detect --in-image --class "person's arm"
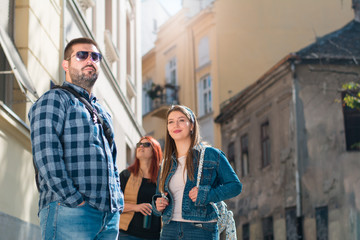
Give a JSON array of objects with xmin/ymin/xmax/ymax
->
[
  {"xmin": 196, "ymin": 148, "xmax": 242, "ymax": 205},
  {"xmin": 29, "ymin": 90, "xmax": 83, "ymax": 207},
  {"xmin": 122, "ymin": 202, "xmax": 152, "ymax": 215},
  {"xmin": 151, "ymin": 166, "xmax": 169, "ymax": 216},
  {"xmin": 119, "ymin": 169, "xmax": 152, "ymax": 215}
]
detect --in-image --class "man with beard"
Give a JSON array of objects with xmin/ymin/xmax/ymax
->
[{"xmin": 28, "ymin": 38, "xmax": 123, "ymax": 239}]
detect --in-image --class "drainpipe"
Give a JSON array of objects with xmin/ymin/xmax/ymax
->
[
  {"xmin": 291, "ymin": 62, "xmax": 303, "ymax": 239},
  {"xmin": 191, "ymin": 27, "xmax": 198, "ymax": 114}
]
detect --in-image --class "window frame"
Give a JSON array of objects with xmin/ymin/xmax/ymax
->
[
  {"xmin": 198, "ymin": 74, "xmax": 212, "ymax": 117},
  {"xmin": 242, "ymin": 223, "xmax": 250, "ymax": 240},
  {"xmin": 198, "ymin": 36, "xmax": 210, "ymax": 67},
  {"xmin": 227, "ymin": 141, "xmax": 235, "ymax": 170},
  {"xmin": 142, "ymin": 78, "xmax": 153, "ymax": 115},
  {"xmin": 342, "ymin": 91, "xmax": 360, "ymax": 151},
  {"xmin": 262, "ymin": 216, "xmax": 274, "ymax": 240},
  {"xmin": 165, "ymin": 57, "xmax": 177, "ymax": 104},
  {"xmin": 315, "ymin": 206, "xmax": 328, "ymax": 240},
  {"xmin": 285, "ymin": 207, "xmax": 298, "ymax": 240},
  {"xmin": 261, "ymin": 120, "xmax": 271, "ymax": 168},
  {"xmin": 240, "ymin": 134, "xmax": 249, "ymax": 177}
]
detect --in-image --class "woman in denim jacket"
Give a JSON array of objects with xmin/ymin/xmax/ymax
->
[{"xmin": 152, "ymin": 105, "xmax": 242, "ymax": 240}]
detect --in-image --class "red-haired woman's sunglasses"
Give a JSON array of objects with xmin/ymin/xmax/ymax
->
[{"xmin": 136, "ymin": 142, "xmax": 151, "ymax": 148}]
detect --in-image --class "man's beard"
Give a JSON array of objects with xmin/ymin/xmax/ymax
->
[{"xmin": 69, "ymin": 66, "xmax": 98, "ymax": 90}]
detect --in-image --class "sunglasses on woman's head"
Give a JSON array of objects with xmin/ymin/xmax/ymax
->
[
  {"xmin": 136, "ymin": 142, "xmax": 152, "ymax": 148},
  {"xmin": 68, "ymin": 51, "xmax": 103, "ymax": 63}
]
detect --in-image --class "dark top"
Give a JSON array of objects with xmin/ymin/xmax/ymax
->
[{"xmin": 120, "ymin": 169, "xmax": 161, "ymax": 239}]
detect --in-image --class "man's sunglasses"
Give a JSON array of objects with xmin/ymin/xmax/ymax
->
[
  {"xmin": 136, "ymin": 142, "xmax": 152, "ymax": 148},
  {"xmin": 68, "ymin": 51, "xmax": 103, "ymax": 63}
]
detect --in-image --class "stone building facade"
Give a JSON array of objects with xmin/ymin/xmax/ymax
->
[
  {"xmin": 142, "ymin": 0, "xmax": 353, "ymax": 150},
  {"xmin": 0, "ymin": 0, "xmax": 143, "ymax": 239},
  {"xmin": 216, "ymin": 6, "xmax": 360, "ymax": 240}
]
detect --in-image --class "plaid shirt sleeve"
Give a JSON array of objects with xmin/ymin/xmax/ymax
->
[{"xmin": 29, "ymin": 90, "xmax": 84, "ymax": 207}]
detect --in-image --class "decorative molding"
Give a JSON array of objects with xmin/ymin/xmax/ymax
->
[
  {"xmin": 76, "ymin": 0, "xmax": 95, "ymax": 12},
  {"xmin": 67, "ymin": 0, "xmax": 145, "ymax": 136},
  {"xmin": 126, "ymin": 74, "xmax": 136, "ymax": 99},
  {"xmin": 0, "ymin": 101, "xmax": 31, "ymax": 150}
]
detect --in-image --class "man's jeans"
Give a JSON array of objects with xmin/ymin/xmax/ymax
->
[{"xmin": 39, "ymin": 201, "xmax": 120, "ymax": 240}]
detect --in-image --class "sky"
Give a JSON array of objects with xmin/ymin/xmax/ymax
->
[{"xmin": 158, "ymin": 0, "xmax": 182, "ymax": 15}]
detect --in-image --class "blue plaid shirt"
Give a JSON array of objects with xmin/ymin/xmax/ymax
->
[{"xmin": 28, "ymin": 81, "xmax": 123, "ymax": 213}]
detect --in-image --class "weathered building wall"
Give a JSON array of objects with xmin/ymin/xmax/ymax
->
[
  {"xmin": 295, "ymin": 63, "xmax": 360, "ymax": 240},
  {"xmin": 220, "ymin": 62, "xmax": 297, "ymax": 239},
  {"xmin": 219, "ymin": 60, "xmax": 360, "ymax": 239}
]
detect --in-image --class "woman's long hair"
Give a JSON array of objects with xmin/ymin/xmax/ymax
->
[
  {"xmin": 128, "ymin": 136, "xmax": 162, "ymax": 183},
  {"xmin": 159, "ymin": 105, "xmax": 201, "ymax": 193}
]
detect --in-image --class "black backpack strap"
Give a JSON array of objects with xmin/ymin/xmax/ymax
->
[{"xmin": 52, "ymin": 85, "xmax": 113, "ymax": 146}]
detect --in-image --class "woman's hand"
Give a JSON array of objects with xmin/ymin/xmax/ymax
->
[
  {"xmin": 155, "ymin": 193, "xmax": 169, "ymax": 212},
  {"xmin": 136, "ymin": 203, "xmax": 153, "ymax": 216},
  {"xmin": 189, "ymin": 187, "xmax": 198, "ymax": 202}
]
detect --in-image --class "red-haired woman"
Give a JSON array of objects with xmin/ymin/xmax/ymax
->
[{"xmin": 118, "ymin": 136, "xmax": 163, "ymax": 240}]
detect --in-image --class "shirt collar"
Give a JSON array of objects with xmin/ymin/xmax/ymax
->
[{"xmin": 63, "ymin": 81, "xmax": 97, "ymax": 103}]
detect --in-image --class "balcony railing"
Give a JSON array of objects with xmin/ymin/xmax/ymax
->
[{"xmin": 146, "ymin": 83, "xmax": 180, "ymax": 117}]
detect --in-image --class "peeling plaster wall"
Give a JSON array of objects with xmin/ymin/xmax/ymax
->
[
  {"xmin": 296, "ymin": 63, "xmax": 360, "ymax": 239},
  {"xmin": 221, "ymin": 63, "xmax": 296, "ymax": 239},
  {"xmin": 221, "ymin": 62, "xmax": 360, "ymax": 239}
]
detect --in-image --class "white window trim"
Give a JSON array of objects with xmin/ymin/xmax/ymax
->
[
  {"xmin": 0, "ymin": 26, "xmax": 39, "ymax": 103},
  {"xmin": 198, "ymin": 74, "xmax": 212, "ymax": 117},
  {"xmin": 104, "ymin": 30, "xmax": 120, "ymax": 63}
]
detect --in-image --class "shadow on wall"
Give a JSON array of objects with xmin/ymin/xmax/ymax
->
[
  {"xmin": 0, "ymin": 125, "xmax": 40, "ymax": 239},
  {"xmin": 0, "ymin": 212, "xmax": 40, "ymax": 240}
]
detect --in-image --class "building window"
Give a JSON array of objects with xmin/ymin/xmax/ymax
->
[
  {"xmin": 0, "ymin": 3, "xmax": 15, "ymax": 111},
  {"xmin": 165, "ymin": 57, "xmax": 177, "ymax": 104},
  {"xmin": 286, "ymin": 207, "xmax": 298, "ymax": 240},
  {"xmin": 105, "ymin": 0, "xmax": 112, "ymax": 32},
  {"xmin": 142, "ymin": 79, "xmax": 153, "ymax": 115},
  {"xmin": 126, "ymin": 15, "xmax": 131, "ymax": 76},
  {"xmin": 315, "ymin": 206, "xmax": 328, "ymax": 240},
  {"xmin": 261, "ymin": 121, "xmax": 271, "ymax": 168},
  {"xmin": 0, "ymin": 47, "xmax": 14, "ymax": 108},
  {"xmin": 0, "ymin": 23, "xmax": 37, "ymax": 121},
  {"xmin": 242, "ymin": 223, "xmax": 250, "ymax": 240},
  {"xmin": 262, "ymin": 216, "xmax": 274, "ymax": 240},
  {"xmin": 227, "ymin": 141, "xmax": 235, "ymax": 170},
  {"xmin": 342, "ymin": 94, "xmax": 360, "ymax": 151},
  {"xmin": 241, "ymin": 134, "xmax": 249, "ymax": 177},
  {"xmin": 198, "ymin": 74, "xmax": 212, "ymax": 117},
  {"xmin": 198, "ymin": 36, "xmax": 210, "ymax": 67}
]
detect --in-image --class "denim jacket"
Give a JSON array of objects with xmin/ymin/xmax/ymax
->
[{"xmin": 152, "ymin": 146, "xmax": 242, "ymax": 224}]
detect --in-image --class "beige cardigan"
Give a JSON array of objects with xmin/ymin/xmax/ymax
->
[{"xmin": 119, "ymin": 171, "xmax": 143, "ymax": 231}]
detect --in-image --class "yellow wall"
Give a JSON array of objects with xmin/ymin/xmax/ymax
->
[
  {"xmin": 142, "ymin": 0, "xmax": 354, "ymax": 148},
  {"xmin": 0, "ymin": 0, "xmax": 62, "ymax": 227},
  {"xmin": 213, "ymin": 0, "xmax": 354, "ymax": 103},
  {"xmin": 1, "ymin": 0, "xmax": 143, "ymax": 232},
  {"xmin": 142, "ymin": 9, "xmax": 223, "ymax": 147},
  {"xmin": 0, "ymin": 108, "xmax": 38, "ymax": 225}
]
